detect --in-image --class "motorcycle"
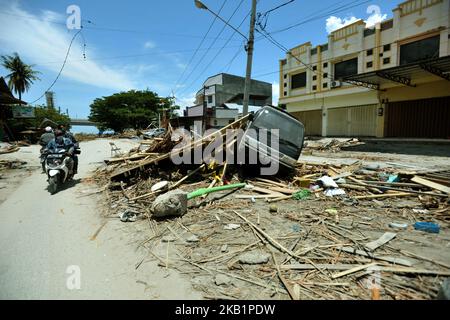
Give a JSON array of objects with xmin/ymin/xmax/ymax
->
[{"xmin": 45, "ymin": 148, "xmax": 77, "ymax": 194}]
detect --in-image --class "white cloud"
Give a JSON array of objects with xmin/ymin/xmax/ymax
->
[
  {"xmin": 326, "ymin": 7, "xmax": 388, "ymax": 34},
  {"xmin": 365, "ymin": 13, "xmax": 388, "ymax": 29},
  {"xmin": 175, "ymin": 92, "xmax": 196, "ymax": 115},
  {"xmin": 144, "ymin": 41, "xmax": 156, "ymax": 49},
  {"xmin": 272, "ymin": 82, "xmax": 279, "ymax": 106},
  {"xmin": 0, "ymin": 3, "xmax": 135, "ymax": 91},
  {"xmin": 326, "ymin": 16, "xmax": 359, "ymax": 33}
]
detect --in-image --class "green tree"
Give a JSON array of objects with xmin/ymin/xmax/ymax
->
[
  {"xmin": 89, "ymin": 90, "xmax": 174, "ymax": 133},
  {"xmin": 1, "ymin": 52, "xmax": 40, "ymax": 102}
]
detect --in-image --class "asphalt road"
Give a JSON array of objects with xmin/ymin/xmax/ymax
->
[{"xmin": 0, "ymin": 139, "xmax": 200, "ymax": 299}]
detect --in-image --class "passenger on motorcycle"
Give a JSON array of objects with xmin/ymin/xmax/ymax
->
[
  {"xmin": 57, "ymin": 124, "xmax": 79, "ymax": 174},
  {"xmin": 46, "ymin": 130, "xmax": 76, "ymax": 175}
]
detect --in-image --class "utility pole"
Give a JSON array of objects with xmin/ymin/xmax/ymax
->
[{"xmin": 242, "ymin": 0, "xmax": 257, "ymax": 116}]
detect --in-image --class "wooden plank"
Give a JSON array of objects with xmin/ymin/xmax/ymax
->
[
  {"xmin": 332, "ymin": 262, "xmax": 378, "ymax": 279},
  {"xmin": 354, "ymin": 192, "xmax": 413, "ymax": 200},
  {"xmin": 365, "ymin": 232, "xmax": 396, "ymax": 251},
  {"xmin": 411, "ymin": 176, "xmax": 450, "ymax": 195},
  {"xmin": 280, "ymin": 264, "xmax": 359, "ymax": 271},
  {"xmin": 338, "ymin": 246, "xmax": 413, "ymax": 266}
]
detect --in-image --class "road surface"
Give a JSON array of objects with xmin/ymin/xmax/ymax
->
[{"xmin": 0, "ymin": 139, "xmax": 201, "ymax": 299}]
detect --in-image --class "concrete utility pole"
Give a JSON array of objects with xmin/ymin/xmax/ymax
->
[{"xmin": 242, "ymin": 0, "xmax": 257, "ymax": 116}]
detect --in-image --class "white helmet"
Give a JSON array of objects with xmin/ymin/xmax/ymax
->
[{"xmin": 45, "ymin": 126, "xmax": 52, "ymax": 132}]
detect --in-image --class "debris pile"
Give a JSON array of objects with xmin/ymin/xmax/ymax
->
[
  {"xmin": 0, "ymin": 144, "xmax": 20, "ymax": 155},
  {"xmin": 92, "ymin": 118, "xmax": 449, "ymax": 300},
  {"xmin": 303, "ymin": 138, "xmax": 364, "ymax": 153}
]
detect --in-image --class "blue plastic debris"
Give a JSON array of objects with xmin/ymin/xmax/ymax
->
[
  {"xmin": 387, "ymin": 175, "xmax": 400, "ymax": 183},
  {"xmin": 414, "ymin": 222, "xmax": 440, "ymax": 234}
]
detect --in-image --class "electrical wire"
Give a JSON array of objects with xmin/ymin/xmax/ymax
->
[
  {"xmin": 29, "ymin": 29, "xmax": 83, "ymax": 104},
  {"xmin": 175, "ymin": 0, "xmax": 246, "ymax": 97},
  {"xmin": 173, "ymin": 0, "xmax": 229, "ymax": 92}
]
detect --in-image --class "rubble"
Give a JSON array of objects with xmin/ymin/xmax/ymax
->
[{"xmin": 90, "ymin": 117, "xmax": 449, "ymax": 300}]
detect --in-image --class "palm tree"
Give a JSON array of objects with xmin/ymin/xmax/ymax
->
[{"xmin": 1, "ymin": 52, "xmax": 40, "ymax": 103}]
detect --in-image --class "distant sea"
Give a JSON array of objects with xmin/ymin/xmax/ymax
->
[{"xmin": 70, "ymin": 125, "xmax": 99, "ymax": 134}]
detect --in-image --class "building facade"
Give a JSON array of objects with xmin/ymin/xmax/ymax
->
[{"xmin": 279, "ymin": 0, "xmax": 450, "ymax": 138}]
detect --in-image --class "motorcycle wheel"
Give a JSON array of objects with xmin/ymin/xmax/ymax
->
[{"xmin": 48, "ymin": 176, "xmax": 58, "ymax": 195}]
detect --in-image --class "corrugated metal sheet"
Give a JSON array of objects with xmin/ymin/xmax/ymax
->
[
  {"xmin": 327, "ymin": 108, "xmax": 348, "ymax": 136},
  {"xmin": 349, "ymin": 104, "xmax": 377, "ymax": 136},
  {"xmin": 292, "ymin": 110, "xmax": 322, "ymax": 136},
  {"xmin": 328, "ymin": 104, "xmax": 377, "ymax": 136},
  {"xmin": 386, "ymin": 96, "xmax": 450, "ymax": 138}
]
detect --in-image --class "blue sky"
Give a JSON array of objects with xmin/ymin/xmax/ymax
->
[{"xmin": 0, "ymin": 0, "xmax": 397, "ymax": 119}]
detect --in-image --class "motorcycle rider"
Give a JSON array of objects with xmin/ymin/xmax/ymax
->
[
  {"xmin": 57, "ymin": 124, "xmax": 79, "ymax": 174},
  {"xmin": 39, "ymin": 127, "xmax": 54, "ymax": 173},
  {"xmin": 46, "ymin": 130, "xmax": 76, "ymax": 175},
  {"xmin": 39, "ymin": 126, "xmax": 55, "ymax": 147}
]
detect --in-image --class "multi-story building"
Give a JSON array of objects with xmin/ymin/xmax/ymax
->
[
  {"xmin": 279, "ymin": 0, "xmax": 450, "ymax": 138},
  {"xmin": 183, "ymin": 73, "xmax": 272, "ymax": 130}
]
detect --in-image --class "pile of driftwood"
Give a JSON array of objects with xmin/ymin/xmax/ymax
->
[{"xmin": 91, "ymin": 117, "xmax": 449, "ymax": 300}]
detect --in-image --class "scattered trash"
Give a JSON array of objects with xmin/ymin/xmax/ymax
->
[
  {"xmin": 414, "ymin": 222, "xmax": 440, "ymax": 234},
  {"xmin": 186, "ymin": 235, "xmax": 200, "ymax": 243},
  {"xmin": 324, "ymin": 188, "xmax": 346, "ymax": 197},
  {"xmin": 389, "ymin": 222, "xmax": 409, "ymax": 229},
  {"xmin": 318, "ymin": 176, "xmax": 339, "ymax": 188},
  {"xmin": 238, "ymin": 252, "xmax": 270, "ymax": 265},
  {"xmin": 214, "ymin": 274, "xmax": 231, "ymax": 286},
  {"xmin": 325, "ymin": 208, "xmax": 338, "ymax": 214},
  {"xmin": 151, "ymin": 180, "xmax": 169, "ymax": 192},
  {"xmin": 269, "ymin": 204, "xmax": 278, "ymax": 213},
  {"xmin": 220, "ymin": 244, "xmax": 228, "ymax": 253},
  {"xmin": 224, "ymin": 224, "xmax": 241, "ymax": 230},
  {"xmin": 118, "ymin": 210, "xmax": 138, "ymax": 222},
  {"xmin": 161, "ymin": 236, "xmax": 176, "ymax": 243},
  {"xmin": 413, "ymin": 209, "xmax": 430, "ymax": 214},
  {"xmin": 387, "ymin": 175, "xmax": 400, "ymax": 183}
]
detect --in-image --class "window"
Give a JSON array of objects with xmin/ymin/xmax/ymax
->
[
  {"xmin": 291, "ymin": 72, "xmax": 307, "ymax": 89},
  {"xmin": 312, "ymin": 65, "xmax": 317, "ymax": 71},
  {"xmin": 214, "ymin": 120, "xmax": 218, "ymax": 126},
  {"xmin": 284, "ymin": 74, "xmax": 287, "ymax": 79},
  {"xmin": 323, "ymin": 62, "xmax": 328, "ymax": 68},
  {"xmin": 323, "ymin": 73, "xmax": 328, "ymax": 78},
  {"xmin": 312, "ymin": 85, "xmax": 317, "ymax": 91},
  {"xmin": 383, "ymin": 57, "xmax": 390, "ymax": 65},
  {"xmin": 334, "ymin": 58, "xmax": 358, "ymax": 79},
  {"xmin": 284, "ymin": 91, "xmax": 287, "ymax": 96},
  {"xmin": 400, "ymin": 35, "xmax": 440, "ymax": 65},
  {"xmin": 207, "ymin": 96, "xmax": 213, "ymax": 103},
  {"xmin": 366, "ymin": 61, "xmax": 373, "ymax": 68},
  {"xmin": 311, "ymin": 48, "xmax": 318, "ymax": 55},
  {"xmin": 367, "ymin": 49, "xmax": 373, "ymax": 56},
  {"xmin": 312, "ymin": 75, "xmax": 317, "ymax": 81},
  {"xmin": 283, "ymin": 82, "xmax": 287, "ymax": 88},
  {"xmin": 384, "ymin": 44, "xmax": 391, "ymax": 52},
  {"xmin": 323, "ymin": 83, "xmax": 328, "ymax": 89}
]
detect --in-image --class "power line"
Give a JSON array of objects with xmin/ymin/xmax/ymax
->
[
  {"xmin": 31, "ymin": 44, "xmax": 243, "ymax": 66},
  {"xmin": 0, "ymin": 10, "xmax": 242, "ymax": 42},
  {"xmin": 172, "ymin": 0, "xmax": 229, "ymax": 92},
  {"xmin": 265, "ymin": 0, "xmax": 371, "ymax": 36},
  {"xmin": 175, "ymin": 0, "xmax": 246, "ymax": 96},
  {"xmin": 29, "ymin": 29, "xmax": 83, "ymax": 104}
]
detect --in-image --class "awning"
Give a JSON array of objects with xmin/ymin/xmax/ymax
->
[{"xmin": 343, "ymin": 56, "xmax": 450, "ymax": 90}]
